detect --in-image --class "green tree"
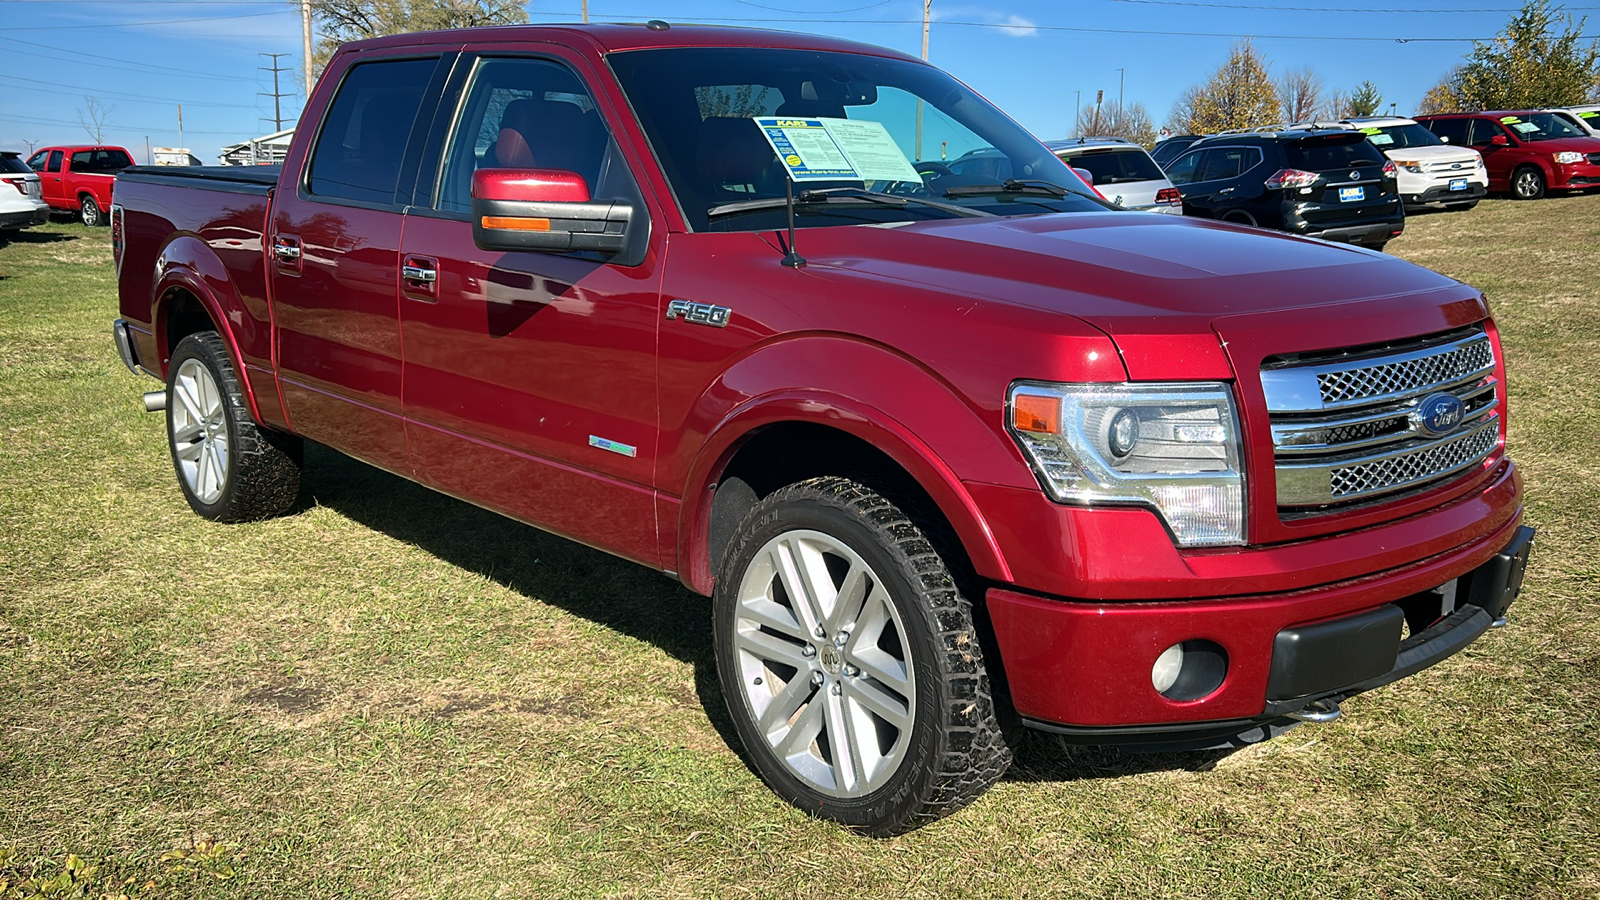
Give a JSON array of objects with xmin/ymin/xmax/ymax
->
[
  {"xmin": 1454, "ymin": 0, "xmax": 1600, "ymax": 108},
  {"xmin": 1171, "ymin": 40, "xmax": 1279, "ymax": 134},
  {"xmin": 1347, "ymin": 80, "xmax": 1383, "ymax": 116},
  {"xmin": 1416, "ymin": 70, "xmax": 1465, "ymax": 115},
  {"xmin": 305, "ymin": 0, "xmax": 527, "ymax": 74}
]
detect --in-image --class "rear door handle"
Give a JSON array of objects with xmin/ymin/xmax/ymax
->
[
  {"xmin": 401, "ymin": 255, "xmax": 440, "ymax": 300},
  {"xmin": 402, "ymin": 264, "xmax": 436, "ymax": 283},
  {"xmin": 274, "ymin": 244, "xmax": 301, "ymax": 261},
  {"xmin": 272, "ymin": 235, "xmax": 303, "ymax": 274}
]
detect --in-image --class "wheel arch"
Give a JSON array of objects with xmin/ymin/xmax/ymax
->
[
  {"xmin": 150, "ymin": 242, "xmax": 265, "ymax": 424},
  {"xmin": 678, "ymin": 391, "xmax": 1014, "ymax": 599}
]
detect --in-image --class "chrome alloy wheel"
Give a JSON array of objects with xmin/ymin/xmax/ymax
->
[
  {"xmin": 733, "ymin": 529, "xmax": 917, "ymax": 798},
  {"xmin": 1513, "ymin": 169, "xmax": 1543, "ymax": 199},
  {"xmin": 169, "ymin": 357, "xmax": 229, "ymax": 505}
]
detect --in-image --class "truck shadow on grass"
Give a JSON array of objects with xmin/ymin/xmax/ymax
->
[{"xmin": 300, "ymin": 443, "xmax": 1235, "ymax": 786}]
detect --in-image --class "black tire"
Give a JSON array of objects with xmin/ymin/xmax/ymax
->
[
  {"xmin": 165, "ymin": 332, "xmax": 302, "ymax": 522},
  {"xmin": 1221, "ymin": 210, "xmax": 1257, "ymax": 227},
  {"xmin": 1511, "ymin": 166, "xmax": 1546, "ymax": 200},
  {"xmin": 79, "ymin": 195, "xmax": 102, "ymax": 227},
  {"xmin": 713, "ymin": 476, "xmax": 1011, "ymax": 835}
]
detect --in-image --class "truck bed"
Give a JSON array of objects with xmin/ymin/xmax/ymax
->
[{"xmin": 117, "ymin": 165, "xmax": 280, "ymax": 196}]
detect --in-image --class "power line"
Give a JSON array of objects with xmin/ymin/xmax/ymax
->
[
  {"xmin": 0, "ymin": 73, "xmax": 247, "ymax": 108},
  {"xmin": 9, "ymin": 8, "xmax": 283, "ymax": 29},
  {"xmin": 1108, "ymin": 0, "xmax": 1600, "ymax": 11},
  {"xmin": 259, "ymin": 52, "xmax": 294, "ymax": 132},
  {"xmin": 0, "ymin": 112, "xmax": 251, "ymax": 136},
  {"xmin": 0, "ymin": 35, "xmax": 259, "ymax": 81}
]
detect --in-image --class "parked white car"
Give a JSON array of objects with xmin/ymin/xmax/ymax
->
[
  {"xmin": 0, "ymin": 151, "xmax": 50, "ymax": 239},
  {"xmin": 1547, "ymin": 105, "xmax": 1600, "ymax": 138},
  {"xmin": 1337, "ymin": 116, "xmax": 1488, "ymax": 211},
  {"xmin": 1045, "ymin": 138, "xmax": 1183, "ymax": 213}
]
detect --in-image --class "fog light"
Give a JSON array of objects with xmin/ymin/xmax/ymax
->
[{"xmin": 1152, "ymin": 643, "xmax": 1184, "ymax": 693}]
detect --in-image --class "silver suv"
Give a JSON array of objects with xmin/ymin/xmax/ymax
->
[{"xmin": 1045, "ymin": 138, "xmax": 1182, "ymax": 214}]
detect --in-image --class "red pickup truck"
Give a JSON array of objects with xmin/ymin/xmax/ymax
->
[
  {"xmin": 110, "ymin": 24, "xmax": 1534, "ymax": 834},
  {"xmin": 27, "ymin": 144, "xmax": 132, "ymax": 225}
]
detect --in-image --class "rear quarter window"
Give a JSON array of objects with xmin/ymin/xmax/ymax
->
[{"xmin": 1284, "ymin": 135, "xmax": 1384, "ymax": 170}]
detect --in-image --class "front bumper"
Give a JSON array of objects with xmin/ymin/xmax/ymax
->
[
  {"xmin": 987, "ymin": 514, "xmax": 1534, "ymax": 748},
  {"xmin": 1552, "ymin": 161, "xmax": 1600, "ymax": 189},
  {"xmin": 1404, "ymin": 181, "xmax": 1487, "ymax": 208}
]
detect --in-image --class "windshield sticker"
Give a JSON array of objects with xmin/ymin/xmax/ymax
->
[
  {"xmin": 1499, "ymin": 116, "xmax": 1521, "ymax": 124},
  {"xmin": 1359, "ymin": 127, "xmax": 1382, "ymax": 135},
  {"xmin": 816, "ymin": 118, "xmax": 924, "ymax": 183},
  {"xmin": 1581, "ymin": 111, "xmax": 1600, "ymax": 119},
  {"xmin": 1512, "ymin": 122, "xmax": 1540, "ymax": 133},
  {"xmin": 755, "ymin": 117, "xmax": 860, "ymax": 181},
  {"xmin": 753, "ymin": 116, "xmax": 924, "ymax": 184},
  {"xmin": 1368, "ymin": 134, "xmax": 1395, "ymax": 145}
]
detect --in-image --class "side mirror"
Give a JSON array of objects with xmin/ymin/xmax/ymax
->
[
  {"xmin": 1490, "ymin": 134, "xmax": 1510, "ymax": 146},
  {"xmin": 1438, "ymin": 136, "xmax": 1450, "ymax": 143},
  {"xmin": 471, "ymin": 168, "xmax": 632, "ymax": 255}
]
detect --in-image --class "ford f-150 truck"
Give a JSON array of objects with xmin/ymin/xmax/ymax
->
[{"xmin": 110, "ymin": 23, "xmax": 1534, "ymax": 835}]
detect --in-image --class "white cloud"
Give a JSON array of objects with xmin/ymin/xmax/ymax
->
[
  {"xmin": 930, "ymin": 6, "xmax": 1039, "ymax": 38},
  {"xmin": 997, "ymin": 14, "xmax": 1038, "ymax": 38}
]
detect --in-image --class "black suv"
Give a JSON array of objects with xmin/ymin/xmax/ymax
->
[{"xmin": 1163, "ymin": 129, "xmax": 1403, "ymax": 249}]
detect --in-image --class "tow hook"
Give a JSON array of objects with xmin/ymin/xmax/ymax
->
[
  {"xmin": 1285, "ymin": 699, "xmax": 1342, "ymax": 724},
  {"xmin": 143, "ymin": 391, "xmax": 166, "ymax": 412}
]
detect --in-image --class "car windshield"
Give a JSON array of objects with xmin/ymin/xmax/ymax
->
[
  {"xmin": 1502, "ymin": 113, "xmax": 1585, "ymax": 141},
  {"xmin": 608, "ymin": 47, "xmax": 1105, "ymax": 232},
  {"xmin": 1058, "ymin": 147, "xmax": 1166, "ymax": 185},
  {"xmin": 1283, "ymin": 133, "xmax": 1385, "ymax": 170},
  {"xmin": 1363, "ymin": 123, "xmax": 1443, "ymax": 150}
]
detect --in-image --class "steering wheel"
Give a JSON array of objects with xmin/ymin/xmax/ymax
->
[
  {"xmin": 883, "ymin": 161, "xmax": 955, "ymax": 196},
  {"xmin": 914, "ymin": 161, "xmax": 954, "ymax": 179}
]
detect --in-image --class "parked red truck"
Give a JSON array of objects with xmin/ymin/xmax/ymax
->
[
  {"xmin": 28, "ymin": 144, "xmax": 132, "ymax": 225},
  {"xmin": 111, "ymin": 24, "xmax": 1534, "ymax": 834}
]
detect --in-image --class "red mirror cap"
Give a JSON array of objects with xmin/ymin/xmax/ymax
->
[
  {"xmin": 1491, "ymin": 134, "xmax": 1510, "ymax": 146},
  {"xmin": 472, "ymin": 168, "xmax": 591, "ymax": 203}
]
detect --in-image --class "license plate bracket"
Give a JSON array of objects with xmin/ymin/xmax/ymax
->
[
  {"xmin": 1339, "ymin": 186, "xmax": 1365, "ymax": 202},
  {"xmin": 1449, "ymin": 178, "xmax": 1468, "ymax": 191}
]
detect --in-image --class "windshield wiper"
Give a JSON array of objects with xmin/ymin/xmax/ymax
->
[
  {"xmin": 943, "ymin": 178, "xmax": 1073, "ymax": 199},
  {"xmin": 708, "ymin": 187, "xmax": 991, "ymax": 219}
]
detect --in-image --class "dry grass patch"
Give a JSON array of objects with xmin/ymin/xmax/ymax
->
[{"xmin": 3, "ymin": 206, "xmax": 1599, "ymax": 897}]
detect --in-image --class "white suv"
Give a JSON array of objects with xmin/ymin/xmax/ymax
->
[
  {"xmin": 1336, "ymin": 116, "xmax": 1487, "ymax": 211},
  {"xmin": 0, "ymin": 151, "xmax": 50, "ymax": 239},
  {"xmin": 1045, "ymin": 138, "xmax": 1183, "ymax": 214},
  {"xmin": 1548, "ymin": 105, "xmax": 1600, "ymax": 138}
]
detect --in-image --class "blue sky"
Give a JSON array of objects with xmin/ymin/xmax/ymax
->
[{"xmin": 1, "ymin": 0, "xmax": 1590, "ymax": 163}]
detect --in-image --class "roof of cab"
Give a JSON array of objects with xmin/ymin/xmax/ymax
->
[{"xmin": 341, "ymin": 21, "xmax": 920, "ymax": 61}]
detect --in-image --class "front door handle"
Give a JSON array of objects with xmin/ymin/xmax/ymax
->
[
  {"xmin": 402, "ymin": 263, "xmax": 436, "ymax": 283},
  {"xmin": 273, "ymin": 243, "xmax": 301, "ymax": 261}
]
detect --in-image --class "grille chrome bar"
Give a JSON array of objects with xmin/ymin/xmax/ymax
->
[
  {"xmin": 1271, "ymin": 381, "xmax": 1497, "ymax": 457},
  {"xmin": 1276, "ymin": 416, "xmax": 1499, "ymax": 506},
  {"xmin": 1261, "ymin": 332, "xmax": 1495, "ymax": 413}
]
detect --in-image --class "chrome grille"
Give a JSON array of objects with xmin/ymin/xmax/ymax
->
[
  {"xmin": 1316, "ymin": 338, "xmax": 1493, "ymax": 405},
  {"xmin": 1263, "ymin": 328, "xmax": 1500, "ymax": 510},
  {"xmin": 1589, "ymin": 152, "xmax": 1600, "ymax": 165}
]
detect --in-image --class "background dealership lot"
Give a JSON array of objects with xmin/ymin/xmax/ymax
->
[{"xmin": 1, "ymin": 192, "xmax": 1596, "ymax": 895}]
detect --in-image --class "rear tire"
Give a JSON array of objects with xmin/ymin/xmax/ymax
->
[
  {"xmin": 1511, "ymin": 167, "xmax": 1546, "ymax": 200},
  {"xmin": 713, "ymin": 477, "xmax": 1011, "ymax": 835},
  {"xmin": 79, "ymin": 195, "xmax": 102, "ymax": 227},
  {"xmin": 1221, "ymin": 210, "xmax": 1257, "ymax": 227},
  {"xmin": 166, "ymin": 332, "xmax": 302, "ymax": 522}
]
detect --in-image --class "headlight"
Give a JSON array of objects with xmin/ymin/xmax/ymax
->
[
  {"xmin": 1394, "ymin": 160, "xmax": 1424, "ymax": 174},
  {"xmin": 1555, "ymin": 151, "xmax": 1585, "ymax": 164},
  {"xmin": 1007, "ymin": 381, "xmax": 1246, "ymax": 547}
]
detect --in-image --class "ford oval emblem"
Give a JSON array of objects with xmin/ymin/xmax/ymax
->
[{"xmin": 1413, "ymin": 393, "xmax": 1465, "ymax": 438}]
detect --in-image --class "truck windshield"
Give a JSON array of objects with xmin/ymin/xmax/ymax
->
[{"xmin": 608, "ymin": 47, "xmax": 1105, "ymax": 232}]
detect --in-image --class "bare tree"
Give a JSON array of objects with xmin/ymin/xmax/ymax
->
[
  {"xmin": 1320, "ymin": 89, "xmax": 1352, "ymax": 120},
  {"xmin": 78, "ymin": 96, "xmax": 115, "ymax": 144},
  {"xmin": 305, "ymin": 0, "xmax": 527, "ymax": 75},
  {"xmin": 1278, "ymin": 66, "xmax": 1324, "ymax": 124},
  {"xmin": 1075, "ymin": 101, "xmax": 1158, "ymax": 147},
  {"xmin": 1164, "ymin": 84, "xmax": 1204, "ymax": 134}
]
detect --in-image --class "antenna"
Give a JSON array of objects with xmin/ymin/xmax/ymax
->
[{"xmin": 781, "ymin": 178, "xmax": 806, "ymax": 269}]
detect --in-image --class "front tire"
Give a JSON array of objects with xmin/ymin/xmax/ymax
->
[
  {"xmin": 713, "ymin": 477, "xmax": 1011, "ymax": 835},
  {"xmin": 1511, "ymin": 167, "xmax": 1546, "ymax": 200},
  {"xmin": 79, "ymin": 195, "xmax": 102, "ymax": 227},
  {"xmin": 166, "ymin": 332, "xmax": 302, "ymax": 522}
]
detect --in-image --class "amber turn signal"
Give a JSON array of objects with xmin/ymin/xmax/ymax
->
[
  {"xmin": 1011, "ymin": 394, "xmax": 1061, "ymax": 433},
  {"xmin": 481, "ymin": 216, "xmax": 551, "ymax": 232}
]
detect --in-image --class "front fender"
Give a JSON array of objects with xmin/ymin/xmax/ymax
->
[{"xmin": 674, "ymin": 334, "xmax": 1034, "ymax": 595}]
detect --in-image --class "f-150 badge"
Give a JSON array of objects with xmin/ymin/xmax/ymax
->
[{"xmin": 665, "ymin": 299, "xmax": 731, "ymax": 328}]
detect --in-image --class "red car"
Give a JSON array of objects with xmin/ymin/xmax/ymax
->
[
  {"xmin": 1416, "ymin": 111, "xmax": 1600, "ymax": 199},
  {"xmin": 110, "ymin": 24, "xmax": 1533, "ymax": 834},
  {"xmin": 25, "ymin": 144, "xmax": 133, "ymax": 225}
]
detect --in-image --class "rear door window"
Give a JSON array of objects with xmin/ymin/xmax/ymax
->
[
  {"xmin": 68, "ymin": 149, "xmax": 133, "ymax": 173},
  {"xmin": 1284, "ymin": 135, "xmax": 1384, "ymax": 170},
  {"xmin": 305, "ymin": 57, "xmax": 437, "ymax": 205},
  {"xmin": 46, "ymin": 150, "xmax": 63, "ymax": 173},
  {"xmin": 1164, "ymin": 149, "xmax": 1202, "ymax": 185},
  {"xmin": 1423, "ymin": 118, "xmax": 1471, "ymax": 146},
  {"xmin": 1196, "ymin": 147, "xmax": 1258, "ymax": 182},
  {"xmin": 1467, "ymin": 119, "xmax": 1507, "ymax": 147}
]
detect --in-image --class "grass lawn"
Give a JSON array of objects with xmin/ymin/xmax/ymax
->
[{"xmin": 2, "ymin": 198, "xmax": 1597, "ymax": 899}]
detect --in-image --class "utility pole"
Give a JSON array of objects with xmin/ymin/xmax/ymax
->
[
  {"xmin": 259, "ymin": 53, "xmax": 292, "ymax": 132},
  {"xmin": 1116, "ymin": 68, "xmax": 1125, "ymax": 110},
  {"xmin": 178, "ymin": 104, "xmax": 184, "ymax": 152},
  {"xmin": 915, "ymin": 0, "xmax": 930, "ymax": 160},
  {"xmin": 144, "ymin": 136, "xmax": 150, "ymax": 165},
  {"xmin": 1073, "ymin": 90, "xmax": 1081, "ymax": 137},
  {"xmin": 301, "ymin": 0, "xmax": 314, "ymax": 99},
  {"xmin": 582, "ymin": 0, "xmax": 588, "ymax": 22},
  {"xmin": 23, "ymin": 139, "xmax": 38, "ymax": 154}
]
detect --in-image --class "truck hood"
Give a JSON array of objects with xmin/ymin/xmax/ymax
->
[{"xmin": 800, "ymin": 211, "xmax": 1473, "ymax": 378}]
